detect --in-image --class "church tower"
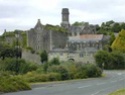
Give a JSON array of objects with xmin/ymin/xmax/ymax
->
[{"xmin": 61, "ymin": 8, "xmax": 70, "ymax": 29}]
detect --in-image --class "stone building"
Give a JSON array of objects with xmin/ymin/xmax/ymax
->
[
  {"xmin": 27, "ymin": 19, "xmax": 68, "ymax": 53},
  {"xmin": 68, "ymin": 34, "xmax": 103, "ymax": 55},
  {"xmin": 27, "ymin": 19, "xmax": 50, "ymax": 52},
  {"xmin": 2, "ymin": 29, "xmax": 24, "ymax": 47},
  {"xmin": 27, "ymin": 8, "xmax": 107, "ymax": 62},
  {"xmin": 61, "ymin": 8, "xmax": 70, "ymax": 29}
]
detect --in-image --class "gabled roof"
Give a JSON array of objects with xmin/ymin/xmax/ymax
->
[{"xmin": 68, "ymin": 34, "xmax": 103, "ymax": 43}]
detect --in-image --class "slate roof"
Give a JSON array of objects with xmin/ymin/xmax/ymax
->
[
  {"xmin": 68, "ymin": 34, "xmax": 103, "ymax": 43},
  {"xmin": 68, "ymin": 26, "xmax": 83, "ymax": 33},
  {"xmin": 69, "ymin": 25, "xmax": 96, "ymax": 34}
]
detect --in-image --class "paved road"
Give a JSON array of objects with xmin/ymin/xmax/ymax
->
[{"xmin": 2, "ymin": 70, "xmax": 125, "ymax": 95}]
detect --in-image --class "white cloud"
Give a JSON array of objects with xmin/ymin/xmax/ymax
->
[
  {"xmin": 29, "ymin": 0, "xmax": 60, "ymax": 10},
  {"xmin": 1, "ymin": 0, "xmax": 125, "ymax": 35}
]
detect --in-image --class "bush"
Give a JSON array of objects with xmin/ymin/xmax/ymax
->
[
  {"xmin": 110, "ymin": 51, "xmax": 125, "ymax": 69},
  {"xmin": 73, "ymin": 63, "xmax": 102, "ymax": 78},
  {"xmin": 49, "ymin": 57, "xmax": 60, "ymax": 65},
  {"xmin": 74, "ymin": 63, "xmax": 88, "ymax": 79},
  {"xmin": 94, "ymin": 50, "xmax": 111, "ymax": 69},
  {"xmin": 42, "ymin": 58, "xmax": 60, "ymax": 73},
  {"xmin": 47, "ymin": 65, "xmax": 69, "ymax": 80},
  {"xmin": 40, "ymin": 50, "xmax": 48, "ymax": 63},
  {"xmin": 85, "ymin": 64, "xmax": 102, "ymax": 77},
  {"xmin": 23, "ymin": 61, "xmax": 102, "ymax": 83},
  {"xmin": 23, "ymin": 72, "xmax": 61, "ymax": 82},
  {"xmin": 47, "ymin": 73, "xmax": 61, "ymax": 81},
  {"xmin": 0, "ymin": 71, "xmax": 31, "ymax": 93},
  {"xmin": 95, "ymin": 50, "xmax": 125, "ymax": 69},
  {"xmin": 0, "ymin": 58, "xmax": 38, "ymax": 74}
]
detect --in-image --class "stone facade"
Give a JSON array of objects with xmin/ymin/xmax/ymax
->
[
  {"xmin": 27, "ymin": 19, "xmax": 68, "ymax": 53},
  {"xmin": 3, "ymin": 30, "xmax": 23, "ymax": 47},
  {"xmin": 26, "ymin": 8, "xmax": 107, "ymax": 63},
  {"xmin": 61, "ymin": 8, "xmax": 70, "ymax": 29},
  {"xmin": 27, "ymin": 19, "xmax": 51, "ymax": 52},
  {"xmin": 0, "ymin": 8, "xmax": 110, "ymax": 63},
  {"xmin": 48, "ymin": 8, "xmax": 105, "ymax": 62},
  {"xmin": 68, "ymin": 34, "xmax": 103, "ymax": 55}
]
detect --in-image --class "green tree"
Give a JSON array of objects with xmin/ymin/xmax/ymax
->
[
  {"xmin": 94, "ymin": 50, "xmax": 125, "ymax": 69},
  {"xmin": 111, "ymin": 29, "xmax": 125, "ymax": 52},
  {"xmin": 110, "ymin": 51, "xmax": 125, "ymax": 69},
  {"xmin": 40, "ymin": 50, "xmax": 48, "ymax": 63},
  {"xmin": 105, "ymin": 20, "xmax": 114, "ymax": 26},
  {"xmin": 111, "ymin": 23, "xmax": 121, "ymax": 32},
  {"xmin": 0, "ymin": 44, "xmax": 22, "ymax": 60},
  {"xmin": 109, "ymin": 33, "xmax": 115, "ymax": 45},
  {"xmin": 49, "ymin": 57, "xmax": 60, "ymax": 65},
  {"xmin": 72, "ymin": 21, "xmax": 89, "ymax": 26},
  {"xmin": 120, "ymin": 23, "xmax": 125, "ymax": 30},
  {"xmin": 94, "ymin": 50, "xmax": 111, "ymax": 69}
]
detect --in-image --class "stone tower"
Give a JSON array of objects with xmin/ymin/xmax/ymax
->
[{"xmin": 61, "ymin": 8, "xmax": 70, "ymax": 29}]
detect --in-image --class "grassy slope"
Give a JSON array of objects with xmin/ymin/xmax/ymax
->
[{"xmin": 109, "ymin": 89, "xmax": 125, "ymax": 95}]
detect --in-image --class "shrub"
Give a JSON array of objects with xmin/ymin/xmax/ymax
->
[
  {"xmin": 0, "ymin": 58, "xmax": 38, "ymax": 74},
  {"xmin": 47, "ymin": 73, "xmax": 61, "ymax": 81},
  {"xmin": 64, "ymin": 62, "xmax": 102, "ymax": 79},
  {"xmin": 94, "ymin": 50, "xmax": 111, "ymax": 69},
  {"xmin": 85, "ymin": 64, "xmax": 102, "ymax": 77},
  {"xmin": 110, "ymin": 51, "xmax": 125, "ymax": 69},
  {"xmin": 74, "ymin": 63, "xmax": 88, "ymax": 79},
  {"xmin": 40, "ymin": 50, "xmax": 48, "ymax": 63},
  {"xmin": 95, "ymin": 50, "xmax": 125, "ymax": 69},
  {"xmin": 49, "ymin": 57, "xmax": 60, "ymax": 65},
  {"xmin": 0, "ymin": 71, "xmax": 31, "ymax": 93},
  {"xmin": 23, "ymin": 72, "xmax": 61, "ymax": 82},
  {"xmin": 65, "ymin": 62, "xmax": 77, "ymax": 79},
  {"xmin": 47, "ymin": 65, "xmax": 69, "ymax": 80}
]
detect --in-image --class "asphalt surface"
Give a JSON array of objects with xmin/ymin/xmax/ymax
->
[{"xmin": 2, "ymin": 70, "xmax": 125, "ymax": 95}]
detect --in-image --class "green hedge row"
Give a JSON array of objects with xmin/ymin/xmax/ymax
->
[
  {"xmin": 94, "ymin": 50, "xmax": 125, "ymax": 69},
  {"xmin": 23, "ymin": 62, "xmax": 102, "ymax": 83}
]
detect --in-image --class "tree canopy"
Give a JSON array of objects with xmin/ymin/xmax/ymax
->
[
  {"xmin": 72, "ymin": 21, "xmax": 89, "ymax": 26},
  {"xmin": 40, "ymin": 50, "xmax": 48, "ymax": 63},
  {"xmin": 111, "ymin": 29, "xmax": 125, "ymax": 52}
]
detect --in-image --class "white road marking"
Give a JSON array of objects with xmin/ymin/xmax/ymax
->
[
  {"xmin": 119, "ymin": 78, "xmax": 125, "ymax": 81},
  {"xmin": 91, "ymin": 91, "xmax": 100, "ymax": 95},
  {"xmin": 118, "ymin": 73, "xmax": 122, "ymax": 75},
  {"xmin": 78, "ymin": 85, "xmax": 91, "ymax": 88},
  {"xmin": 111, "ymin": 80, "xmax": 117, "ymax": 83},
  {"xmin": 96, "ymin": 82, "xmax": 106, "ymax": 85},
  {"xmin": 91, "ymin": 85, "xmax": 115, "ymax": 95},
  {"xmin": 34, "ymin": 87, "xmax": 46, "ymax": 90}
]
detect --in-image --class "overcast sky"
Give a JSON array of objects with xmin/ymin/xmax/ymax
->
[{"xmin": 0, "ymin": 0, "xmax": 125, "ymax": 35}]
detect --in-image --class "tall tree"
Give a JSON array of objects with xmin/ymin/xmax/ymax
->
[
  {"xmin": 40, "ymin": 50, "xmax": 48, "ymax": 63},
  {"xmin": 111, "ymin": 29, "xmax": 125, "ymax": 52}
]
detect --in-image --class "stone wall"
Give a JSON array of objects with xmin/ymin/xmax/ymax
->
[
  {"xmin": 49, "ymin": 52, "xmax": 95, "ymax": 63},
  {"xmin": 22, "ymin": 50, "xmax": 95, "ymax": 64},
  {"xmin": 27, "ymin": 29, "xmax": 37, "ymax": 50},
  {"xmin": 51, "ymin": 31, "xmax": 68, "ymax": 49},
  {"xmin": 22, "ymin": 50, "xmax": 41, "ymax": 64}
]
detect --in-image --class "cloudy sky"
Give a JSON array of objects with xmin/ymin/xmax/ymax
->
[{"xmin": 0, "ymin": 0, "xmax": 125, "ymax": 35}]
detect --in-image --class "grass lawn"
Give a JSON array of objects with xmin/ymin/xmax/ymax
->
[{"xmin": 109, "ymin": 89, "xmax": 125, "ymax": 95}]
